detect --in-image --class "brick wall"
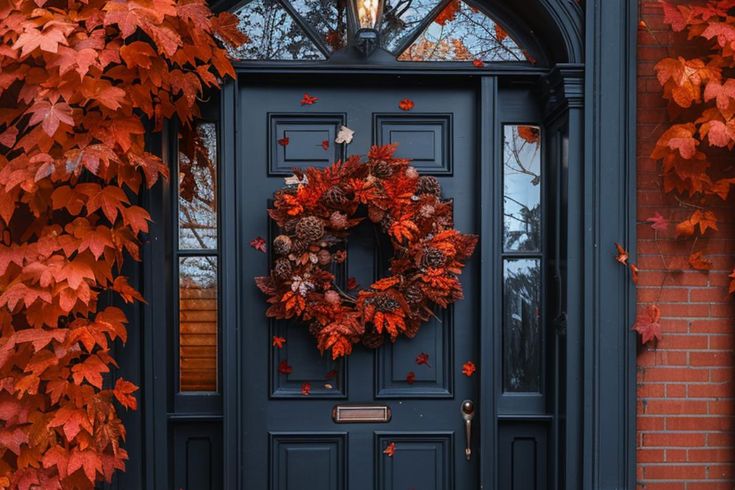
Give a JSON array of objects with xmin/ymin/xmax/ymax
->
[{"xmin": 636, "ymin": 1, "xmax": 735, "ymax": 488}]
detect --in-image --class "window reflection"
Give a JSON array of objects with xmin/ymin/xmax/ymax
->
[
  {"xmin": 398, "ymin": 0, "xmax": 527, "ymax": 62},
  {"xmin": 179, "ymin": 256, "xmax": 218, "ymax": 392},
  {"xmin": 290, "ymin": 0, "xmax": 349, "ymax": 51},
  {"xmin": 228, "ymin": 0, "xmax": 325, "ymax": 60},
  {"xmin": 381, "ymin": 0, "xmax": 441, "ymax": 53},
  {"xmin": 179, "ymin": 123, "xmax": 218, "ymax": 250},
  {"xmin": 503, "ymin": 125, "xmax": 541, "ymax": 252},
  {"xmin": 503, "ymin": 259, "xmax": 541, "ymax": 393}
]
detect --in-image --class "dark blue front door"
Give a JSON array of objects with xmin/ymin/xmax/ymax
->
[{"xmin": 239, "ymin": 78, "xmax": 480, "ymax": 489}]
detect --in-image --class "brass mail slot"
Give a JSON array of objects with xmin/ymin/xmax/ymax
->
[{"xmin": 332, "ymin": 405, "xmax": 391, "ymax": 423}]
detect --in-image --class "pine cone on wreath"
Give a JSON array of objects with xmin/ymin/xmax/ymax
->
[
  {"xmin": 273, "ymin": 258, "xmax": 292, "ymax": 280},
  {"xmin": 361, "ymin": 329, "xmax": 385, "ymax": 349},
  {"xmin": 322, "ymin": 186, "xmax": 348, "ymax": 207},
  {"xmin": 416, "ymin": 176, "xmax": 441, "ymax": 196},
  {"xmin": 404, "ymin": 284, "xmax": 424, "ymax": 304},
  {"xmin": 373, "ymin": 293, "xmax": 401, "ymax": 313},
  {"xmin": 421, "ymin": 247, "xmax": 447, "ymax": 269},
  {"xmin": 295, "ymin": 216, "xmax": 325, "ymax": 242},
  {"xmin": 289, "ymin": 238, "xmax": 307, "ymax": 255},
  {"xmin": 273, "ymin": 235, "xmax": 292, "ymax": 255},
  {"xmin": 372, "ymin": 160, "xmax": 394, "ymax": 178}
]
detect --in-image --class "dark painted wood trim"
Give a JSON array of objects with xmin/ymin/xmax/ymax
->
[
  {"xmin": 478, "ymin": 75, "xmax": 498, "ymax": 487},
  {"xmin": 583, "ymin": 0, "xmax": 638, "ymax": 488},
  {"xmin": 220, "ymin": 80, "xmax": 241, "ymax": 489}
]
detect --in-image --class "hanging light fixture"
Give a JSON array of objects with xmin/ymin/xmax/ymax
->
[{"xmin": 349, "ymin": 0, "xmax": 384, "ymax": 57}]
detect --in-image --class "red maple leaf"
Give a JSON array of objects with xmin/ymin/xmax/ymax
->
[
  {"xmin": 398, "ymin": 98, "xmax": 415, "ymax": 111},
  {"xmin": 406, "ymin": 371, "xmax": 416, "ymax": 384},
  {"xmin": 321, "ymin": 139, "xmax": 329, "ymax": 150},
  {"xmin": 250, "ymin": 236, "xmax": 267, "ymax": 253},
  {"xmin": 472, "ymin": 59, "xmax": 485, "ymax": 68},
  {"xmin": 689, "ymin": 251, "xmax": 713, "ymax": 271},
  {"xmin": 113, "ymin": 379, "xmax": 138, "ymax": 410},
  {"xmin": 415, "ymin": 352, "xmax": 431, "ymax": 367},
  {"xmin": 462, "ymin": 361, "xmax": 477, "ymax": 377},
  {"xmin": 646, "ymin": 212, "xmax": 669, "ymax": 232},
  {"xmin": 347, "ymin": 277, "xmax": 358, "ymax": 290},
  {"xmin": 630, "ymin": 264, "xmax": 640, "ymax": 285},
  {"xmin": 300, "ymin": 93, "xmax": 318, "ymax": 105},
  {"xmin": 615, "ymin": 243, "xmax": 629, "ymax": 265},
  {"xmin": 383, "ymin": 442, "xmax": 396, "ymax": 457},
  {"xmin": 278, "ymin": 360, "xmax": 293, "ymax": 375},
  {"xmin": 633, "ymin": 304, "xmax": 662, "ymax": 345},
  {"xmin": 278, "ymin": 137, "xmax": 289, "ymax": 147},
  {"xmin": 301, "ymin": 382, "xmax": 311, "ymax": 395},
  {"xmin": 272, "ymin": 336, "xmax": 286, "ymax": 348}
]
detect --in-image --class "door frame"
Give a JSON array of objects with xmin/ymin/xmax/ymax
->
[{"xmin": 135, "ymin": 1, "xmax": 639, "ymax": 489}]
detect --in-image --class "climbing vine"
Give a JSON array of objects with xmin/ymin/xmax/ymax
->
[
  {"xmin": 0, "ymin": 0, "xmax": 244, "ymax": 486},
  {"xmin": 623, "ymin": 0, "xmax": 735, "ymax": 345}
]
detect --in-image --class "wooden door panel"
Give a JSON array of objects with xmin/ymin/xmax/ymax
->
[{"xmin": 240, "ymin": 79, "xmax": 478, "ymax": 489}]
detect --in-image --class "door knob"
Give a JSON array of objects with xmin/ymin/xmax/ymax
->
[{"xmin": 461, "ymin": 400, "xmax": 475, "ymax": 461}]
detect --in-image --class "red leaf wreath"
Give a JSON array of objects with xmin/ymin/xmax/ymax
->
[{"xmin": 255, "ymin": 144, "xmax": 478, "ymax": 359}]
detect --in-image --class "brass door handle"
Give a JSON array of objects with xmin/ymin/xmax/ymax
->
[{"xmin": 461, "ymin": 400, "xmax": 475, "ymax": 461}]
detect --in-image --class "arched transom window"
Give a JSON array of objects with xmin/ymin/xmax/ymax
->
[{"xmin": 227, "ymin": 0, "xmax": 532, "ymax": 62}]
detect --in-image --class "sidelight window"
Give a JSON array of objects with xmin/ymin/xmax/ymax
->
[
  {"xmin": 227, "ymin": 0, "xmax": 533, "ymax": 62},
  {"xmin": 501, "ymin": 125, "xmax": 543, "ymax": 397},
  {"xmin": 177, "ymin": 119, "xmax": 220, "ymax": 393}
]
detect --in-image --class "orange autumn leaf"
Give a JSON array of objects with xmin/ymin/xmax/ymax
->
[
  {"xmin": 517, "ymin": 126, "xmax": 540, "ymax": 145},
  {"xmin": 615, "ymin": 243, "xmax": 629, "ymax": 265},
  {"xmin": 462, "ymin": 361, "xmax": 477, "ymax": 377},
  {"xmin": 399, "ymin": 98, "xmax": 415, "ymax": 111},
  {"xmin": 630, "ymin": 264, "xmax": 640, "ymax": 285},
  {"xmin": 383, "ymin": 442, "xmax": 396, "ymax": 457},
  {"xmin": 278, "ymin": 136, "xmax": 290, "ymax": 147},
  {"xmin": 688, "ymin": 251, "xmax": 713, "ymax": 271},
  {"xmin": 272, "ymin": 336, "xmax": 286, "ymax": 348}
]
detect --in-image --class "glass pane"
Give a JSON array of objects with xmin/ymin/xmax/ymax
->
[
  {"xmin": 503, "ymin": 259, "xmax": 541, "ymax": 393},
  {"xmin": 381, "ymin": 0, "xmax": 442, "ymax": 53},
  {"xmin": 290, "ymin": 0, "xmax": 349, "ymax": 52},
  {"xmin": 228, "ymin": 0, "xmax": 326, "ymax": 60},
  {"xmin": 179, "ymin": 122, "xmax": 218, "ymax": 250},
  {"xmin": 503, "ymin": 125, "xmax": 541, "ymax": 252},
  {"xmin": 179, "ymin": 256, "xmax": 218, "ymax": 392},
  {"xmin": 398, "ymin": 0, "xmax": 527, "ymax": 62}
]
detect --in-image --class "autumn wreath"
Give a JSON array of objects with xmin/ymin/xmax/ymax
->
[{"xmin": 255, "ymin": 144, "xmax": 478, "ymax": 359}]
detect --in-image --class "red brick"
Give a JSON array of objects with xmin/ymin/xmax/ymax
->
[
  {"xmin": 666, "ymin": 417, "xmax": 734, "ymax": 432},
  {"xmin": 642, "ymin": 432, "xmax": 706, "ymax": 447},
  {"xmin": 687, "ymin": 448, "xmax": 735, "ymax": 463},
  {"xmin": 643, "ymin": 464, "xmax": 707, "ymax": 479}
]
